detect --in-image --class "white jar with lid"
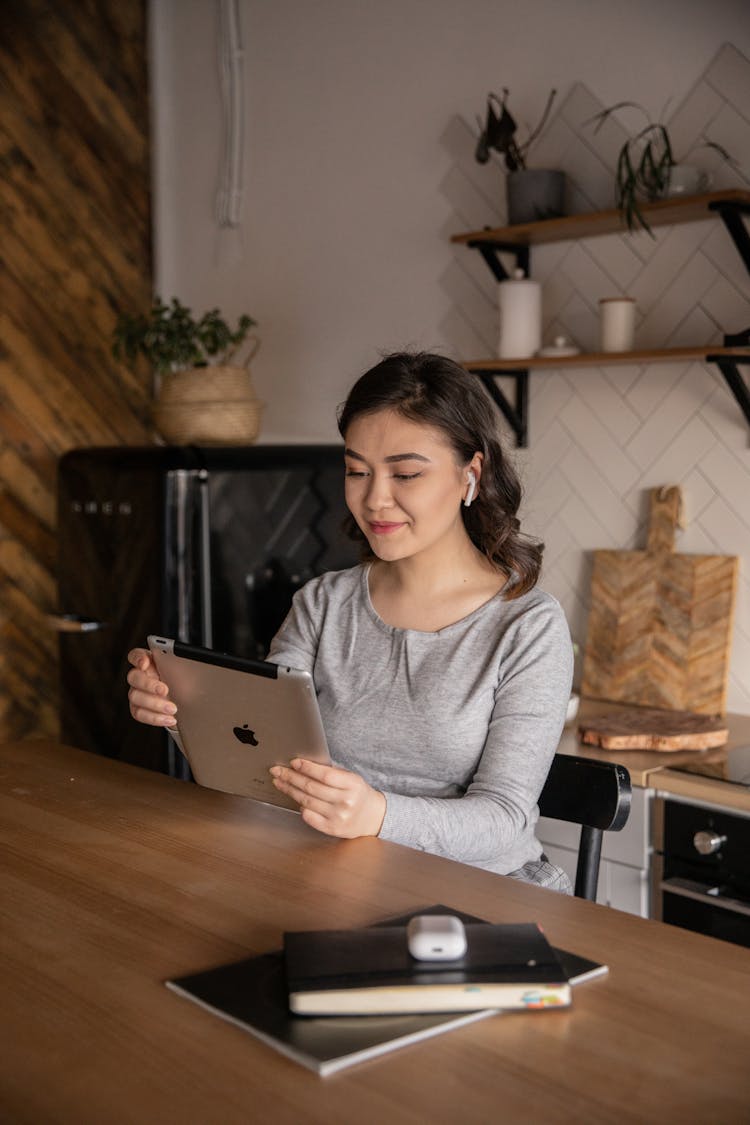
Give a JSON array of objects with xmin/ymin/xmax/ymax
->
[{"xmin": 498, "ymin": 268, "xmax": 542, "ymax": 359}]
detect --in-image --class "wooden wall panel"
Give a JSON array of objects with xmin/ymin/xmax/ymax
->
[{"xmin": 0, "ymin": 0, "xmax": 152, "ymax": 740}]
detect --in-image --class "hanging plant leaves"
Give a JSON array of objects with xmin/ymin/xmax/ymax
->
[{"xmin": 473, "ymin": 88, "xmax": 556, "ymax": 172}]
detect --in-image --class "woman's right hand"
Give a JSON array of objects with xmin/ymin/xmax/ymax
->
[{"xmin": 127, "ymin": 647, "xmax": 178, "ymax": 727}]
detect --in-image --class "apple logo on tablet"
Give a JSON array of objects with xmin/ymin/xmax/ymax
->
[{"xmin": 233, "ymin": 724, "xmax": 259, "ymax": 746}]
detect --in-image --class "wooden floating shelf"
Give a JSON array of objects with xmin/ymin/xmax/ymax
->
[
  {"xmin": 465, "ymin": 345, "xmax": 750, "ymax": 372},
  {"xmin": 451, "ymin": 189, "xmax": 750, "ymax": 248},
  {"xmin": 452, "ymin": 190, "xmax": 750, "ymax": 445}
]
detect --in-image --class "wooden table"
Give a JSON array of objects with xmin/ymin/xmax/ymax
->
[{"xmin": 1, "ymin": 741, "xmax": 748, "ymax": 1124}]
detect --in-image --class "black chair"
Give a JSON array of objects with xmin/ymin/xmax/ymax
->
[{"xmin": 538, "ymin": 754, "xmax": 632, "ymax": 901}]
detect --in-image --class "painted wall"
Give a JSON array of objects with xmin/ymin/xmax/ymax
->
[{"xmin": 150, "ymin": 0, "xmax": 750, "ymax": 710}]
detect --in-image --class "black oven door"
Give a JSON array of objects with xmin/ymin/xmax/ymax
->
[{"xmin": 653, "ymin": 797, "xmax": 750, "ymax": 949}]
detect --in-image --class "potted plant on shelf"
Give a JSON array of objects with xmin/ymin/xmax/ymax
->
[
  {"xmin": 113, "ymin": 298, "xmax": 262, "ymax": 445},
  {"xmin": 474, "ymin": 88, "xmax": 564, "ymax": 224},
  {"xmin": 587, "ymin": 101, "xmax": 734, "ymax": 235}
]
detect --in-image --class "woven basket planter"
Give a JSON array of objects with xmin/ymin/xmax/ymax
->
[{"xmin": 154, "ymin": 361, "xmax": 263, "ymax": 446}]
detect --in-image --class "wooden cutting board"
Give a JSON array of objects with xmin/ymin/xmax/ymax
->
[
  {"xmin": 579, "ymin": 708, "xmax": 729, "ymax": 751},
  {"xmin": 581, "ymin": 486, "xmax": 738, "ymax": 714}
]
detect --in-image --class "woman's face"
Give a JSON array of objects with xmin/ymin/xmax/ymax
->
[{"xmin": 343, "ymin": 409, "xmax": 479, "ymax": 564}]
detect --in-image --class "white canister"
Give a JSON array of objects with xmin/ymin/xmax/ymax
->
[
  {"xmin": 599, "ymin": 297, "xmax": 636, "ymax": 352},
  {"xmin": 498, "ymin": 268, "xmax": 542, "ymax": 359}
]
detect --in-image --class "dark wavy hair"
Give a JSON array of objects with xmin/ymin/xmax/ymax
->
[{"xmin": 336, "ymin": 351, "xmax": 543, "ymax": 598}]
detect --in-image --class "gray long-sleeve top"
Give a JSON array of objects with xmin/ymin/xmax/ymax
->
[{"xmin": 267, "ymin": 564, "xmax": 573, "ymax": 875}]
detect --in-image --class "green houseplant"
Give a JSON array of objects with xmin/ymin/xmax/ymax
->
[
  {"xmin": 587, "ymin": 102, "xmax": 733, "ymax": 235},
  {"xmin": 113, "ymin": 297, "xmax": 256, "ymax": 374},
  {"xmin": 474, "ymin": 88, "xmax": 564, "ymax": 223},
  {"xmin": 113, "ymin": 298, "xmax": 262, "ymax": 445}
]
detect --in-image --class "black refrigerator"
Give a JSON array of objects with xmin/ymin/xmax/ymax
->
[{"xmin": 56, "ymin": 445, "xmax": 358, "ymax": 775}]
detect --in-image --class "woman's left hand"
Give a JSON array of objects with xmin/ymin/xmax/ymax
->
[{"xmin": 269, "ymin": 759, "xmax": 386, "ymax": 838}]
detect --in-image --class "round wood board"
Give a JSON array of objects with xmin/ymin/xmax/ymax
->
[{"xmin": 578, "ymin": 708, "xmax": 729, "ymax": 751}]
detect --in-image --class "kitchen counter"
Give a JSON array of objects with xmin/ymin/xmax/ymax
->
[
  {"xmin": 559, "ymin": 697, "xmax": 750, "ymax": 802},
  {"xmin": 540, "ymin": 700, "xmax": 750, "ymax": 915},
  {"xmin": 654, "ymin": 765, "xmax": 750, "ymax": 814}
]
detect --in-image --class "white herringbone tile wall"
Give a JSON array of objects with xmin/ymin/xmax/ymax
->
[{"xmin": 444, "ymin": 43, "xmax": 750, "ymax": 712}]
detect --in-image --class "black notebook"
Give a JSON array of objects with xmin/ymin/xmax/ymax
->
[
  {"xmin": 284, "ymin": 921, "xmax": 571, "ymax": 1015},
  {"xmin": 166, "ymin": 905, "xmax": 607, "ymax": 1077},
  {"xmin": 166, "ymin": 951, "xmax": 496, "ymax": 1077}
]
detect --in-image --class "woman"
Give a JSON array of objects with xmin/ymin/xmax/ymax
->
[{"xmin": 128, "ymin": 352, "xmax": 573, "ymax": 891}]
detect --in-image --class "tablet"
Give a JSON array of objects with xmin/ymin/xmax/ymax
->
[{"xmin": 147, "ymin": 636, "xmax": 330, "ymax": 810}]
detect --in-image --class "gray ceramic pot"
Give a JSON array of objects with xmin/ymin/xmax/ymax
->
[{"xmin": 507, "ymin": 169, "xmax": 566, "ymax": 224}]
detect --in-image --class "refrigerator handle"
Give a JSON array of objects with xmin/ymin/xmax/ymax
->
[
  {"xmin": 171, "ymin": 468, "xmax": 213, "ymax": 648},
  {"xmin": 198, "ymin": 470, "xmax": 213, "ymax": 647},
  {"xmin": 46, "ymin": 613, "xmax": 107, "ymax": 633}
]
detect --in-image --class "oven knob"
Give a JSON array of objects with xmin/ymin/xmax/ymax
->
[{"xmin": 693, "ymin": 830, "xmax": 727, "ymax": 855}]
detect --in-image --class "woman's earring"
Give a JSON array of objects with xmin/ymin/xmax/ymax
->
[{"xmin": 464, "ymin": 471, "xmax": 477, "ymax": 508}]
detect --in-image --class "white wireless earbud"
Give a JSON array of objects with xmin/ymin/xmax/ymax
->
[{"xmin": 464, "ymin": 471, "xmax": 477, "ymax": 508}]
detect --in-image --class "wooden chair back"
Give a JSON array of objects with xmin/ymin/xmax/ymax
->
[{"xmin": 539, "ymin": 754, "xmax": 632, "ymax": 900}]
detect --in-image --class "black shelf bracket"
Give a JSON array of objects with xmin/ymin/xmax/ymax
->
[
  {"xmin": 467, "ymin": 367, "xmax": 529, "ymax": 446},
  {"xmin": 465, "ymin": 236, "xmax": 531, "ymax": 445},
  {"xmin": 467, "ymin": 238, "xmax": 530, "ymax": 282},
  {"xmin": 706, "ymin": 202, "xmax": 750, "ymax": 436},
  {"xmin": 709, "ymin": 199, "xmax": 750, "ymax": 275},
  {"xmin": 708, "ymin": 346, "xmax": 750, "ymax": 430}
]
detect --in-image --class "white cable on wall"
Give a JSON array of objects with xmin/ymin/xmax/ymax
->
[{"xmin": 216, "ymin": 0, "xmax": 243, "ymax": 228}]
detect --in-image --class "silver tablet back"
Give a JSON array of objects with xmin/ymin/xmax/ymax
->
[{"xmin": 148, "ymin": 637, "xmax": 330, "ymax": 810}]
